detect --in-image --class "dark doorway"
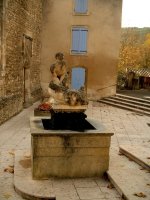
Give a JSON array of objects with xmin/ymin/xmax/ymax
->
[{"xmin": 22, "ymin": 34, "xmax": 33, "ymax": 108}]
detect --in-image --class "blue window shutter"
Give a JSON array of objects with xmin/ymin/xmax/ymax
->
[
  {"xmin": 79, "ymin": 29, "xmax": 87, "ymax": 52},
  {"xmin": 72, "ymin": 28, "xmax": 80, "ymax": 53},
  {"xmin": 75, "ymin": 0, "xmax": 81, "ymax": 13},
  {"xmin": 75, "ymin": 0, "xmax": 88, "ymax": 13},
  {"xmin": 81, "ymin": 0, "xmax": 88, "ymax": 13},
  {"xmin": 71, "ymin": 27, "xmax": 88, "ymax": 54}
]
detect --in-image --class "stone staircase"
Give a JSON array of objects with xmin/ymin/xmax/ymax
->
[
  {"xmin": 107, "ymin": 146, "xmax": 150, "ymax": 200},
  {"xmin": 99, "ymin": 93, "xmax": 150, "ymax": 116}
]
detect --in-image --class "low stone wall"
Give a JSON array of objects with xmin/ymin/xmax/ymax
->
[
  {"xmin": 31, "ymin": 117, "xmax": 114, "ymax": 179},
  {"xmin": 0, "ymin": 94, "xmax": 23, "ymax": 125}
]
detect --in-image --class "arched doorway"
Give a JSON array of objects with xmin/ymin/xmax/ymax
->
[{"xmin": 71, "ymin": 67, "xmax": 87, "ymax": 90}]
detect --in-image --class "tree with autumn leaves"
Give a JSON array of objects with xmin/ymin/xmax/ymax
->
[
  {"xmin": 118, "ymin": 28, "xmax": 150, "ymax": 72},
  {"xmin": 142, "ymin": 33, "xmax": 150, "ymax": 68}
]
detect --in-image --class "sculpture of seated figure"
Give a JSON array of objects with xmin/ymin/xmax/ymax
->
[
  {"xmin": 46, "ymin": 52, "xmax": 88, "ymax": 106},
  {"xmin": 48, "ymin": 52, "xmax": 69, "ymax": 104}
]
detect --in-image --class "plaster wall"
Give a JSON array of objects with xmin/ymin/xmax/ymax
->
[{"xmin": 41, "ymin": 0, "xmax": 122, "ymax": 99}]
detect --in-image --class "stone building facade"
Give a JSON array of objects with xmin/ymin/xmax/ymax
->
[
  {"xmin": 41, "ymin": 0, "xmax": 122, "ymax": 99},
  {"xmin": 0, "ymin": 0, "xmax": 42, "ymax": 124}
]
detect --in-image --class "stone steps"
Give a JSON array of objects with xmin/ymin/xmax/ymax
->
[
  {"xmin": 119, "ymin": 146, "xmax": 150, "ymax": 171},
  {"xmin": 99, "ymin": 93, "xmax": 150, "ymax": 116},
  {"xmin": 116, "ymin": 93, "xmax": 150, "ymax": 104},
  {"xmin": 99, "ymin": 99, "xmax": 150, "ymax": 116},
  {"xmin": 107, "ymin": 148, "xmax": 150, "ymax": 200},
  {"xmin": 111, "ymin": 95, "xmax": 150, "ymax": 108},
  {"xmin": 99, "ymin": 99, "xmax": 150, "ymax": 112}
]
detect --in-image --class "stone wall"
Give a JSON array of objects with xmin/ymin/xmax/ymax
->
[
  {"xmin": 0, "ymin": 0, "xmax": 4, "ymax": 97},
  {"xmin": 0, "ymin": 1, "xmax": 2, "ymax": 68},
  {"xmin": 0, "ymin": 0, "xmax": 42, "ymax": 125}
]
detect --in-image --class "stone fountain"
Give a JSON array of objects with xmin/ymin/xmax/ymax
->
[{"xmin": 31, "ymin": 52, "xmax": 114, "ymax": 179}]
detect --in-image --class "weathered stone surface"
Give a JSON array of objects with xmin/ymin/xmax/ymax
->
[
  {"xmin": 34, "ymin": 108, "xmax": 51, "ymax": 117},
  {"xmin": 32, "ymin": 136, "xmax": 111, "ymax": 148},
  {"xmin": 14, "ymin": 151, "xmax": 55, "ymax": 200},
  {"xmin": 31, "ymin": 117, "xmax": 113, "ymax": 179},
  {"xmin": 33, "ymin": 147, "xmax": 109, "ymax": 157},
  {"xmin": 108, "ymin": 148, "xmax": 150, "ymax": 200},
  {"xmin": 0, "ymin": 0, "xmax": 42, "ymax": 124},
  {"xmin": 13, "ymin": 148, "xmax": 121, "ymax": 200},
  {"xmin": 52, "ymin": 104, "xmax": 88, "ymax": 112},
  {"xmin": 33, "ymin": 156, "xmax": 109, "ymax": 179},
  {"xmin": 119, "ymin": 145, "xmax": 150, "ymax": 170},
  {"xmin": 0, "ymin": 94, "xmax": 23, "ymax": 125}
]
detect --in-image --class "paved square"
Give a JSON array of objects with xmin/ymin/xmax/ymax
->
[{"xmin": 0, "ymin": 101, "xmax": 149, "ymax": 200}]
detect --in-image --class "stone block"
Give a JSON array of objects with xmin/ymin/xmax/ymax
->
[
  {"xmin": 32, "ymin": 135, "xmax": 111, "ymax": 148},
  {"xmin": 33, "ymin": 146, "xmax": 109, "ymax": 157},
  {"xmin": 34, "ymin": 108, "xmax": 51, "ymax": 117},
  {"xmin": 32, "ymin": 156, "xmax": 109, "ymax": 179},
  {"xmin": 31, "ymin": 117, "xmax": 113, "ymax": 179}
]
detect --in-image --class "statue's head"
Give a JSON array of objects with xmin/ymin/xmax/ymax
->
[{"xmin": 55, "ymin": 52, "xmax": 64, "ymax": 61}]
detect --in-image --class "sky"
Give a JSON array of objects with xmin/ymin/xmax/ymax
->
[{"xmin": 122, "ymin": 0, "xmax": 150, "ymax": 28}]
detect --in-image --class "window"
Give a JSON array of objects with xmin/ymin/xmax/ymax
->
[
  {"xmin": 74, "ymin": 0, "xmax": 88, "ymax": 14},
  {"xmin": 71, "ymin": 27, "xmax": 88, "ymax": 54},
  {"xmin": 71, "ymin": 67, "xmax": 86, "ymax": 89}
]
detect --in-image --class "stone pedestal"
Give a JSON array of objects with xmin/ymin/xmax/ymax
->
[
  {"xmin": 30, "ymin": 117, "xmax": 113, "ymax": 179},
  {"xmin": 34, "ymin": 108, "xmax": 51, "ymax": 117}
]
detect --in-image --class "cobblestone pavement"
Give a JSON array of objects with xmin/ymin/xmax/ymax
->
[{"xmin": 0, "ymin": 101, "xmax": 150, "ymax": 200}]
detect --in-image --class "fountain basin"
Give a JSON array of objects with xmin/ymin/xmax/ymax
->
[{"xmin": 30, "ymin": 117, "xmax": 113, "ymax": 179}]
